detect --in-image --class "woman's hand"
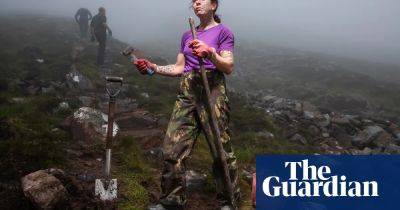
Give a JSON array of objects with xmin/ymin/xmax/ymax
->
[
  {"xmin": 133, "ymin": 59, "xmax": 156, "ymax": 75},
  {"xmin": 189, "ymin": 39, "xmax": 216, "ymax": 59}
]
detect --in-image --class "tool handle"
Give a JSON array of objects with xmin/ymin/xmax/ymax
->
[
  {"xmin": 121, "ymin": 46, "xmax": 155, "ymax": 76},
  {"xmin": 188, "ymin": 17, "xmax": 236, "ymax": 208},
  {"xmin": 106, "ymin": 76, "xmax": 123, "ymax": 85},
  {"xmin": 129, "ymin": 54, "xmax": 155, "ymax": 76}
]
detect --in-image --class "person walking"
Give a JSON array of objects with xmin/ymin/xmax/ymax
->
[
  {"xmin": 90, "ymin": 7, "xmax": 112, "ymax": 65},
  {"xmin": 74, "ymin": 8, "xmax": 92, "ymax": 38}
]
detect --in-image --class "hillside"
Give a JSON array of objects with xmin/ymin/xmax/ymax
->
[{"xmin": 1, "ymin": 14, "xmax": 400, "ymax": 210}]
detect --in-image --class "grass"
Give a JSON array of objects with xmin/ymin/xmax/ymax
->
[
  {"xmin": 116, "ymin": 137, "xmax": 156, "ymax": 210},
  {"xmin": 0, "ymin": 94, "xmax": 71, "ymax": 180}
]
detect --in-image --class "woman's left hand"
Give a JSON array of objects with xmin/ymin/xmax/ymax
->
[{"xmin": 189, "ymin": 39, "xmax": 216, "ymax": 59}]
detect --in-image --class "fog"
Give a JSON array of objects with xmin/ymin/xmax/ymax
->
[{"xmin": 1, "ymin": 0, "xmax": 399, "ymax": 65}]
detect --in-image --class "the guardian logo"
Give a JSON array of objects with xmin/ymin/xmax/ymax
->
[{"xmin": 262, "ymin": 159, "xmax": 379, "ymax": 197}]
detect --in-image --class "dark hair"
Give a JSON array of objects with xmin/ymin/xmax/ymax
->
[
  {"xmin": 212, "ymin": 0, "xmax": 221, "ymax": 23},
  {"xmin": 98, "ymin": 7, "xmax": 105, "ymax": 12},
  {"xmin": 190, "ymin": 0, "xmax": 221, "ymax": 23}
]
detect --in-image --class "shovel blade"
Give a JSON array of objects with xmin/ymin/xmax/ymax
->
[{"xmin": 95, "ymin": 179, "xmax": 118, "ymax": 201}]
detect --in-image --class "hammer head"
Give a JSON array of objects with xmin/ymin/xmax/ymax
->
[{"xmin": 121, "ymin": 46, "xmax": 135, "ymax": 57}]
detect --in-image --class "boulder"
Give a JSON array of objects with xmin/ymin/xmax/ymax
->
[
  {"xmin": 352, "ymin": 126, "xmax": 384, "ymax": 148},
  {"xmin": 70, "ymin": 107, "xmax": 119, "ymax": 142},
  {"xmin": 21, "ymin": 170, "xmax": 68, "ymax": 210},
  {"xmin": 315, "ymin": 114, "xmax": 330, "ymax": 128}
]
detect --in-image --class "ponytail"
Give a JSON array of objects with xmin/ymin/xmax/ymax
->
[{"xmin": 214, "ymin": 14, "xmax": 221, "ymax": 23}]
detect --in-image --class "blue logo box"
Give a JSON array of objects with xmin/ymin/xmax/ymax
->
[{"xmin": 256, "ymin": 155, "xmax": 400, "ymax": 210}]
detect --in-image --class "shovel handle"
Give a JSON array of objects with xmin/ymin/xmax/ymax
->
[{"xmin": 106, "ymin": 76, "xmax": 123, "ymax": 85}]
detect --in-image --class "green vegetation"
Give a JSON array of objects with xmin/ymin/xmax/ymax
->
[
  {"xmin": 116, "ymin": 137, "xmax": 156, "ymax": 210},
  {"xmin": 0, "ymin": 94, "xmax": 71, "ymax": 180}
]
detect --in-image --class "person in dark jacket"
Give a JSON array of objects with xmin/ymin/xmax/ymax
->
[
  {"xmin": 90, "ymin": 7, "xmax": 112, "ymax": 65},
  {"xmin": 74, "ymin": 8, "xmax": 92, "ymax": 38}
]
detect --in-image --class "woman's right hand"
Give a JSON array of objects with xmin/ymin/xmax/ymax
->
[{"xmin": 133, "ymin": 59, "xmax": 156, "ymax": 75}]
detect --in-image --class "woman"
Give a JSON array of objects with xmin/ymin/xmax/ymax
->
[{"xmin": 134, "ymin": 0, "xmax": 239, "ymax": 209}]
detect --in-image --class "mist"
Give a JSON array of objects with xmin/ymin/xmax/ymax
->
[{"xmin": 0, "ymin": 0, "xmax": 399, "ymax": 65}]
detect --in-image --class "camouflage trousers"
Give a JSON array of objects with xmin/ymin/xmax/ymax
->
[{"xmin": 160, "ymin": 70, "xmax": 239, "ymax": 208}]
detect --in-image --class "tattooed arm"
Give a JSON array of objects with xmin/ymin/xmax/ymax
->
[
  {"xmin": 209, "ymin": 50, "xmax": 234, "ymax": 75},
  {"xmin": 153, "ymin": 53, "xmax": 185, "ymax": 77}
]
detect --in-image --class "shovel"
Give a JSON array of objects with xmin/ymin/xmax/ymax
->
[{"xmin": 95, "ymin": 76, "xmax": 123, "ymax": 201}]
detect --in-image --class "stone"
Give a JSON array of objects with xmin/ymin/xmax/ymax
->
[
  {"xmin": 58, "ymin": 102, "xmax": 69, "ymax": 110},
  {"xmin": 41, "ymin": 86, "xmax": 55, "ymax": 94},
  {"xmin": 315, "ymin": 114, "xmax": 331, "ymax": 128},
  {"xmin": 141, "ymin": 92, "xmax": 150, "ymax": 98},
  {"xmin": 148, "ymin": 204, "xmax": 166, "ymax": 210},
  {"xmin": 331, "ymin": 115, "xmax": 351, "ymax": 125},
  {"xmin": 65, "ymin": 69, "xmax": 94, "ymax": 91},
  {"xmin": 70, "ymin": 107, "xmax": 119, "ymax": 142},
  {"xmin": 307, "ymin": 125, "xmax": 320, "ymax": 137},
  {"xmin": 241, "ymin": 169, "xmax": 253, "ymax": 183},
  {"xmin": 304, "ymin": 111, "xmax": 315, "ymax": 120},
  {"xmin": 78, "ymin": 96, "xmax": 95, "ymax": 107},
  {"xmin": 373, "ymin": 131, "xmax": 393, "ymax": 148},
  {"xmin": 352, "ymin": 126, "xmax": 384, "ymax": 147},
  {"xmin": 290, "ymin": 134, "xmax": 307, "ymax": 145},
  {"xmin": 21, "ymin": 170, "xmax": 68, "ymax": 210},
  {"xmin": 255, "ymin": 131, "xmax": 275, "ymax": 140}
]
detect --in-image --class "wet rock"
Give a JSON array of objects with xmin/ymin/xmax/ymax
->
[
  {"xmin": 262, "ymin": 95, "xmax": 277, "ymax": 104},
  {"xmin": 11, "ymin": 97, "xmax": 26, "ymax": 103},
  {"xmin": 70, "ymin": 107, "xmax": 119, "ymax": 142},
  {"xmin": 41, "ymin": 86, "xmax": 55, "ymax": 94},
  {"xmin": 141, "ymin": 92, "xmax": 150, "ymax": 98},
  {"xmin": 58, "ymin": 102, "xmax": 70, "ymax": 110},
  {"xmin": 315, "ymin": 114, "xmax": 330, "ymax": 128},
  {"xmin": 242, "ymin": 170, "xmax": 253, "ymax": 183},
  {"xmin": 255, "ymin": 131, "xmax": 275, "ymax": 140},
  {"xmin": 303, "ymin": 111, "xmax": 315, "ymax": 120},
  {"xmin": 373, "ymin": 131, "xmax": 393, "ymax": 148},
  {"xmin": 387, "ymin": 123, "xmax": 400, "ymax": 139},
  {"xmin": 307, "ymin": 125, "xmax": 320, "ymax": 137},
  {"xmin": 331, "ymin": 114, "xmax": 351, "ymax": 125},
  {"xmin": 361, "ymin": 119, "xmax": 374, "ymax": 126},
  {"xmin": 65, "ymin": 69, "xmax": 94, "ymax": 90},
  {"xmin": 294, "ymin": 102, "xmax": 303, "ymax": 113},
  {"xmin": 352, "ymin": 126, "xmax": 384, "ymax": 148},
  {"xmin": 290, "ymin": 134, "xmax": 307, "ymax": 145},
  {"xmin": 330, "ymin": 125, "xmax": 352, "ymax": 147},
  {"xmin": 148, "ymin": 204, "xmax": 166, "ymax": 210},
  {"xmin": 21, "ymin": 170, "xmax": 68, "ymax": 210},
  {"xmin": 78, "ymin": 96, "xmax": 95, "ymax": 107}
]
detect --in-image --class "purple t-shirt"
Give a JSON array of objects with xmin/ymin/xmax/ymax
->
[{"xmin": 180, "ymin": 24, "xmax": 234, "ymax": 72}]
